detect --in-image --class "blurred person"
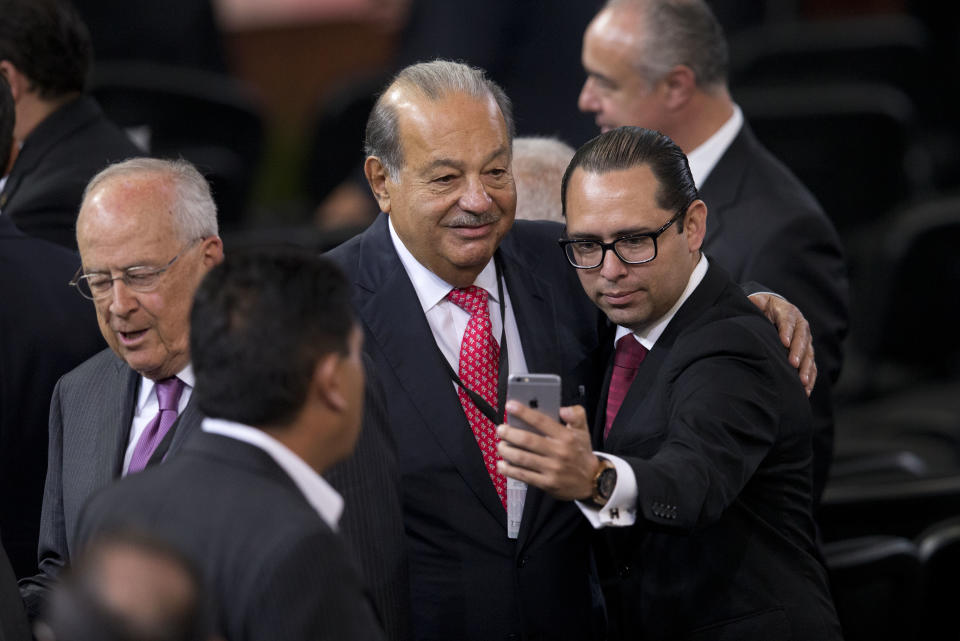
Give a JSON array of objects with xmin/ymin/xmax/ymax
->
[
  {"xmin": 328, "ymin": 59, "xmax": 815, "ymax": 641},
  {"xmin": 498, "ymin": 126, "xmax": 842, "ymax": 640},
  {"xmin": 0, "ymin": 0, "xmax": 139, "ymax": 249},
  {"xmin": 35, "ymin": 529, "xmax": 217, "ymax": 641},
  {"xmin": 18, "ymin": 158, "xmax": 223, "ymax": 620},
  {"xmin": 577, "ymin": 0, "xmax": 849, "ymax": 502},
  {"xmin": 0, "ymin": 540, "xmax": 29, "ymax": 641},
  {"xmin": 0, "ymin": 73, "xmax": 104, "ymax": 578},
  {"xmin": 513, "ymin": 136, "xmax": 575, "ymax": 222},
  {"xmin": 76, "ymin": 250, "xmax": 386, "ymax": 641}
]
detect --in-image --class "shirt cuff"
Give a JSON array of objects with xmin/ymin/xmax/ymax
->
[{"xmin": 575, "ymin": 453, "xmax": 638, "ymax": 529}]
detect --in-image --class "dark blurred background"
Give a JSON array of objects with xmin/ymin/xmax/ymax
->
[{"xmin": 72, "ymin": 2, "xmax": 960, "ymax": 639}]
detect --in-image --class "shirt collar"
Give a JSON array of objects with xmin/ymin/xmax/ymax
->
[
  {"xmin": 388, "ymin": 215, "xmax": 499, "ymax": 309},
  {"xmin": 615, "ymin": 254, "xmax": 709, "ymax": 350},
  {"xmin": 201, "ymin": 417, "xmax": 345, "ymax": 530},
  {"xmin": 136, "ymin": 363, "xmax": 195, "ymax": 414},
  {"xmin": 686, "ymin": 104, "xmax": 743, "ymax": 189}
]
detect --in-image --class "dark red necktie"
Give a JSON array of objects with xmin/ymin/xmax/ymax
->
[
  {"xmin": 447, "ymin": 286, "xmax": 507, "ymax": 509},
  {"xmin": 604, "ymin": 335, "xmax": 647, "ymax": 441}
]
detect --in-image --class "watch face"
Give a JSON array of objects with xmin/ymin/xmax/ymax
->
[{"xmin": 598, "ymin": 468, "xmax": 616, "ymax": 499}]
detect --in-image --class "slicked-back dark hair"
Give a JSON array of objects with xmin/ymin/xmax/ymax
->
[
  {"xmin": 0, "ymin": 0, "xmax": 92, "ymax": 99},
  {"xmin": 190, "ymin": 249, "xmax": 355, "ymax": 428},
  {"xmin": 561, "ymin": 126, "xmax": 698, "ymax": 227}
]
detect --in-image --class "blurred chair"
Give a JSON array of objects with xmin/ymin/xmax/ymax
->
[
  {"xmin": 823, "ymin": 535, "xmax": 922, "ymax": 641},
  {"xmin": 729, "ymin": 15, "xmax": 936, "ymax": 119},
  {"xmin": 303, "ymin": 72, "xmax": 387, "ymax": 209},
  {"xmin": 90, "ymin": 62, "xmax": 265, "ymax": 231},
  {"xmin": 819, "ymin": 475, "xmax": 960, "ymax": 542},
  {"xmin": 736, "ymin": 82, "xmax": 925, "ymax": 235},
  {"xmin": 843, "ymin": 194, "xmax": 960, "ymax": 396},
  {"xmin": 915, "ymin": 516, "xmax": 960, "ymax": 641}
]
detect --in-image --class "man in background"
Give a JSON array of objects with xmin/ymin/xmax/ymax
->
[
  {"xmin": 0, "ymin": 73, "xmax": 103, "ymax": 578},
  {"xmin": 512, "ymin": 136, "xmax": 575, "ymax": 223},
  {"xmin": 577, "ymin": 0, "xmax": 848, "ymax": 500},
  {"xmin": 0, "ymin": 0, "xmax": 139, "ymax": 248}
]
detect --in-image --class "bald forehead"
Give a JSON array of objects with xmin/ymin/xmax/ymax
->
[{"xmin": 77, "ymin": 172, "xmax": 179, "ymax": 239}]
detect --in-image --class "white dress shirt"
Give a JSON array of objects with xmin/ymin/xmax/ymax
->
[
  {"xmin": 686, "ymin": 104, "xmax": 743, "ymax": 190},
  {"xmin": 202, "ymin": 417, "xmax": 345, "ymax": 530},
  {"xmin": 389, "ymin": 217, "xmax": 531, "ymax": 536},
  {"xmin": 577, "ymin": 255, "xmax": 709, "ymax": 528},
  {"xmin": 122, "ymin": 364, "xmax": 194, "ymax": 475}
]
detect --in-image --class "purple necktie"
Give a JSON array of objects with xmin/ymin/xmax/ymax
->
[
  {"xmin": 127, "ymin": 377, "xmax": 185, "ymax": 474},
  {"xmin": 604, "ymin": 335, "xmax": 647, "ymax": 441}
]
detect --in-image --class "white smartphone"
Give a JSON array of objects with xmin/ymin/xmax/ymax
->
[{"xmin": 506, "ymin": 373, "xmax": 561, "ymax": 434}]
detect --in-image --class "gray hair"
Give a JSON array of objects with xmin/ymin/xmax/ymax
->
[
  {"xmin": 364, "ymin": 59, "xmax": 515, "ymax": 179},
  {"xmin": 512, "ymin": 137, "xmax": 575, "ymax": 223},
  {"xmin": 82, "ymin": 157, "xmax": 219, "ymax": 242},
  {"xmin": 605, "ymin": 0, "xmax": 728, "ymax": 89}
]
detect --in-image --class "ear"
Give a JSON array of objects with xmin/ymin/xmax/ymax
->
[
  {"xmin": 312, "ymin": 353, "xmax": 347, "ymax": 413},
  {"xmin": 0, "ymin": 60, "xmax": 28, "ymax": 102},
  {"xmin": 199, "ymin": 235, "xmax": 224, "ymax": 269},
  {"xmin": 660, "ymin": 65, "xmax": 697, "ymax": 111},
  {"xmin": 682, "ymin": 199, "xmax": 708, "ymax": 254},
  {"xmin": 364, "ymin": 156, "xmax": 393, "ymax": 214}
]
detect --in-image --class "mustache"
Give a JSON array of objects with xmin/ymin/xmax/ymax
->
[{"xmin": 445, "ymin": 211, "xmax": 501, "ymax": 227}]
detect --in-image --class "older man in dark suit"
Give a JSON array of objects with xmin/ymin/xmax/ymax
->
[
  {"xmin": 18, "ymin": 158, "xmax": 223, "ymax": 619},
  {"xmin": 328, "ymin": 59, "xmax": 815, "ymax": 641},
  {"xmin": 577, "ymin": 0, "xmax": 848, "ymax": 503},
  {"xmin": 76, "ymin": 250, "xmax": 386, "ymax": 641},
  {"xmin": 0, "ymin": 0, "xmax": 140, "ymax": 249},
  {"xmin": 499, "ymin": 127, "xmax": 842, "ymax": 640}
]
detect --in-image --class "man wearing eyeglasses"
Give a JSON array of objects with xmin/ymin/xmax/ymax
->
[
  {"xmin": 18, "ymin": 158, "xmax": 224, "ymax": 620},
  {"xmin": 497, "ymin": 127, "xmax": 842, "ymax": 640}
]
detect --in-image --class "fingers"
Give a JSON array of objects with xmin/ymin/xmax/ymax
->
[{"xmin": 800, "ymin": 353, "xmax": 817, "ymax": 397}]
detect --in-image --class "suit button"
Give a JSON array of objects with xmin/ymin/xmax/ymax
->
[
  {"xmin": 618, "ymin": 563, "xmax": 631, "ymax": 578},
  {"xmin": 517, "ymin": 556, "xmax": 529, "ymax": 568}
]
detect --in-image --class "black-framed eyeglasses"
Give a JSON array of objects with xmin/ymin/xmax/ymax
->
[
  {"xmin": 557, "ymin": 209, "xmax": 685, "ymax": 269},
  {"xmin": 69, "ymin": 239, "xmax": 202, "ymax": 301}
]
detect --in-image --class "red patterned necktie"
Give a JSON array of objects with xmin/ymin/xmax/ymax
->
[
  {"xmin": 447, "ymin": 286, "xmax": 506, "ymax": 509},
  {"xmin": 604, "ymin": 335, "xmax": 647, "ymax": 441},
  {"xmin": 128, "ymin": 376, "xmax": 185, "ymax": 474}
]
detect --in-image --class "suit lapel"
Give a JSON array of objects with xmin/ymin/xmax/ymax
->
[
  {"xmin": 699, "ymin": 126, "xmax": 753, "ymax": 249},
  {"xmin": 499, "ymin": 245, "xmax": 563, "ymax": 547},
  {"xmin": 108, "ymin": 359, "xmax": 140, "ymax": 476},
  {"xmin": 354, "ymin": 216, "xmax": 507, "ymax": 525},
  {"xmin": 603, "ymin": 264, "xmax": 728, "ymax": 450}
]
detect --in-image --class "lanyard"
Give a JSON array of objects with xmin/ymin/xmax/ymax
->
[{"xmin": 437, "ymin": 256, "xmax": 509, "ymax": 424}]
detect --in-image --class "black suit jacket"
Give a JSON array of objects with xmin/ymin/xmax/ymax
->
[
  {"xmin": 0, "ymin": 216, "xmax": 104, "ymax": 577},
  {"xmin": 0, "ymin": 541, "xmax": 29, "ymax": 641},
  {"xmin": 325, "ymin": 355, "xmax": 410, "ymax": 641},
  {"xmin": 1, "ymin": 95, "xmax": 141, "ymax": 249},
  {"xmin": 595, "ymin": 262, "xmax": 841, "ymax": 640},
  {"xmin": 19, "ymin": 349, "xmax": 203, "ymax": 619},
  {"xmin": 698, "ymin": 124, "xmax": 849, "ymax": 502},
  {"xmin": 75, "ymin": 432, "xmax": 386, "ymax": 641},
  {"xmin": 327, "ymin": 213, "xmax": 605, "ymax": 641}
]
